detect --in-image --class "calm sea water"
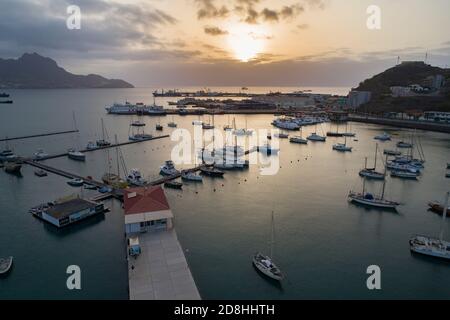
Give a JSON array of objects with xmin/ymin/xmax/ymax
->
[{"xmin": 1, "ymin": 87, "xmax": 450, "ymax": 300}]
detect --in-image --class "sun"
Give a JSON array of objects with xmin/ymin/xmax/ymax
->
[{"xmin": 227, "ymin": 24, "xmax": 267, "ymax": 62}]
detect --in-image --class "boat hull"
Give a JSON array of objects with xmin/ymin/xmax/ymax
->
[{"xmin": 348, "ymin": 193, "xmax": 398, "ymax": 210}]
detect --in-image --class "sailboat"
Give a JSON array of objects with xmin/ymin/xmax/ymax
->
[
  {"xmin": 129, "ymin": 120, "xmax": 152, "ymax": 141},
  {"xmin": 290, "ymin": 126, "xmax": 308, "ymax": 144},
  {"xmin": 102, "ymin": 135, "xmax": 128, "ymax": 188},
  {"xmin": 156, "ymin": 117, "xmax": 164, "ymax": 131},
  {"xmin": 307, "ymin": 124, "xmax": 326, "ymax": 142},
  {"xmin": 224, "ymin": 115, "xmax": 233, "ymax": 131},
  {"xmin": 68, "ymin": 112, "xmax": 86, "ymax": 161},
  {"xmin": 96, "ymin": 118, "xmax": 111, "ymax": 147},
  {"xmin": 342, "ymin": 122, "xmax": 356, "ymax": 137},
  {"xmin": 332, "ymin": 136, "xmax": 352, "ymax": 152},
  {"xmin": 410, "ymin": 192, "xmax": 450, "ymax": 260},
  {"xmin": 349, "ymin": 155, "xmax": 399, "ymax": 210},
  {"xmin": 359, "ymin": 144, "xmax": 385, "ymax": 180},
  {"xmin": 233, "ymin": 117, "xmax": 253, "ymax": 136},
  {"xmin": 253, "ymin": 212, "xmax": 284, "ymax": 281},
  {"xmin": 202, "ymin": 116, "xmax": 215, "ymax": 130}
]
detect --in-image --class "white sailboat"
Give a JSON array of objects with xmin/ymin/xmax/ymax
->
[
  {"xmin": 253, "ymin": 212, "xmax": 284, "ymax": 281},
  {"xmin": 359, "ymin": 144, "xmax": 385, "ymax": 180},
  {"xmin": 332, "ymin": 136, "xmax": 352, "ymax": 152},
  {"xmin": 96, "ymin": 118, "xmax": 111, "ymax": 147},
  {"xmin": 349, "ymin": 155, "xmax": 399, "ymax": 210},
  {"xmin": 410, "ymin": 192, "xmax": 450, "ymax": 260}
]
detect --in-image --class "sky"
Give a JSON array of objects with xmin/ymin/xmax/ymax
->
[{"xmin": 0, "ymin": 0, "xmax": 449, "ymax": 87}]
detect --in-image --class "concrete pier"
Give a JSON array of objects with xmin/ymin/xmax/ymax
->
[{"xmin": 128, "ymin": 229, "xmax": 201, "ymax": 300}]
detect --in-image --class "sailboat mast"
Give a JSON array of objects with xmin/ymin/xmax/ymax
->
[
  {"xmin": 374, "ymin": 143, "xmax": 378, "ymax": 169},
  {"xmin": 439, "ymin": 192, "xmax": 450, "ymax": 242},
  {"xmin": 270, "ymin": 211, "xmax": 275, "ymax": 258},
  {"xmin": 115, "ymin": 135, "xmax": 120, "ymax": 177},
  {"xmin": 381, "ymin": 155, "xmax": 388, "ymax": 199}
]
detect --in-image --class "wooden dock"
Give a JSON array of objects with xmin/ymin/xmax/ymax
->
[
  {"xmin": 0, "ymin": 130, "xmax": 79, "ymax": 142},
  {"xmin": 148, "ymin": 165, "xmax": 205, "ymax": 186}
]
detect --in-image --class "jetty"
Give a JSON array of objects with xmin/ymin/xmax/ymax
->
[{"xmin": 0, "ymin": 130, "xmax": 79, "ymax": 142}]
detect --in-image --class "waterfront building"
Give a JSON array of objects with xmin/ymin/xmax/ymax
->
[
  {"xmin": 252, "ymin": 93, "xmax": 315, "ymax": 109},
  {"xmin": 424, "ymin": 111, "xmax": 450, "ymax": 123},
  {"xmin": 347, "ymin": 90, "xmax": 372, "ymax": 108},
  {"xmin": 124, "ymin": 186, "xmax": 174, "ymax": 235},
  {"xmin": 30, "ymin": 197, "xmax": 105, "ymax": 228}
]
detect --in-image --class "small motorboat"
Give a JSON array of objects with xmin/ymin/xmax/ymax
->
[
  {"xmin": 34, "ymin": 149, "xmax": 49, "ymax": 160},
  {"xmin": 200, "ymin": 166, "xmax": 225, "ymax": 177},
  {"xmin": 374, "ymin": 132, "xmax": 391, "ymax": 141},
  {"xmin": 127, "ymin": 169, "xmax": 147, "ymax": 186},
  {"xmin": 0, "ymin": 256, "xmax": 13, "ymax": 275},
  {"xmin": 160, "ymin": 160, "xmax": 180, "ymax": 176},
  {"xmin": 164, "ymin": 181, "xmax": 183, "ymax": 189},
  {"xmin": 332, "ymin": 143, "xmax": 352, "ymax": 152},
  {"xmin": 397, "ymin": 141, "xmax": 413, "ymax": 149},
  {"xmin": 428, "ymin": 201, "xmax": 450, "ymax": 216},
  {"xmin": 131, "ymin": 120, "xmax": 146, "ymax": 127},
  {"xmin": 181, "ymin": 171, "xmax": 203, "ymax": 182},
  {"xmin": 99, "ymin": 186, "xmax": 113, "ymax": 194},
  {"xmin": 202, "ymin": 123, "xmax": 215, "ymax": 130},
  {"xmin": 86, "ymin": 141, "xmax": 97, "ymax": 150},
  {"xmin": 274, "ymin": 133, "xmax": 289, "ymax": 139},
  {"xmin": 68, "ymin": 149, "xmax": 86, "ymax": 161},
  {"xmin": 34, "ymin": 169, "xmax": 48, "ymax": 177},
  {"xmin": 4, "ymin": 162, "xmax": 21, "ymax": 174},
  {"xmin": 84, "ymin": 184, "xmax": 98, "ymax": 190},
  {"xmin": 192, "ymin": 120, "xmax": 203, "ymax": 126},
  {"xmin": 67, "ymin": 178, "xmax": 84, "ymax": 187}
]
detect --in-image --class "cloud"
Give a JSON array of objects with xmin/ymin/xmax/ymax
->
[
  {"xmin": 261, "ymin": 8, "xmax": 279, "ymax": 22},
  {"xmin": 196, "ymin": 0, "xmax": 229, "ymax": 19},
  {"xmin": 297, "ymin": 23, "xmax": 309, "ymax": 30},
  {"xmin": 204, "ymin": 26, "xmax": 229, "ymax": 36}
]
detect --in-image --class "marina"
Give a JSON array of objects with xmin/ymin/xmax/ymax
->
[{"xmin": 1, "ymin": 88, "xmax": 450, "ymax": 300}]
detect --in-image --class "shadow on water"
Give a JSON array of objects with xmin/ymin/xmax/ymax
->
[
  {"xmin": 349, "ymin": 201, "xmax": 403, "ymax": 216},
  {"xmin": 410, "ymin": 251, "xmax": 450, "ymax": 266},
  {"xmin": 38, "ymin": 212, "xmax": 107, "ymax": 238},
  {"xmin": 252, "ymin": 264, "xmax": 285, "ymax": 293}
]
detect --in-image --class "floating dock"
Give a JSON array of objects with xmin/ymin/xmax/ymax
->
[{"xmin": 128, "ymin": 229, "xmax": 201, "ymax": 300}]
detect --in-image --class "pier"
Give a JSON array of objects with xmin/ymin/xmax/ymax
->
[
  {"xmin": 128, "ymin": 229, "xmax": 201, "ymax": 300},
  {"xmin": 0, "ymin": 130, "xmax": 79, "ymax": 142},
  {"xmin": 30, "ymin": 135, "xmax": 170, "ymax": 161}
]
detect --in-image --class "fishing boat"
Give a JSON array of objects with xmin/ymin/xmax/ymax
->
[
  {"xmin": 253, "ymin": 212, "xmax": 284, "ymax": 281},
  {"xmin": 67, "ymin": 178, "xmax": 84, "ymax": 187},
  {"xmin": 0, "ymin": 148, "xmax": 16, "ymax": 161},
  {"xmin": 384, "ymin": 149, "xmax": 401, "ymax": 156},
  {"xmin": 397, "ymin": 141, "xmax": 413, "ymax": 149},
  {"xmin": 0, "ymin": 93, "xmax": 10, "ymax": 98},
  {"xmin": 34, "ymin": 169, "xmax": 48, "ymax": 177},
  {"xmin": 160, "ymin": 160, "xmax": 180, "ymax": 176},
  {"xmin": 164, "ymin": 181, "xmax": 183, "ymax": 189},
  {"xmin": 359, "ymin": 144, "xmax": 384, "ymax": 180},
  {"xmin": 96, "ymin": 118, "xmax": 111, "ymax": 147},
  {"xmin": 156, "ymin": 124, "xmax": 164, "ymax": 131},
  {"xmin": 33, "ymin": 149, "xmax": 49, "ymax": 160},
  {"xmin": 428, "ymin": 201, "xmax": 450, "ymax": 216},
  {"xmin": 68, "ymin": 149, "xmax": 86, "ymax": 161},
  {"xmin": 0, "ymin": 256, "xmax": 13, "ymax": 275},
  {"xmin": 4, "ymin": 162, "xmax": 21, "ymax": 174},
  {"xmin": 332, "ymin": 137, "xmax": 352, "ymax": 152},
  {"xmin": 86, "ymin": 141, "xmax": 97, "ymax": 150},
  {"xmin": 126, "ymin": 169, "xmax": 147, "ymax": 186},
  {"xmin": 410, "ymin": 192, "xmax": 450, "ymax": 260},
  {"xmin": 390, "ymin": 170, "xmax": 419, "ymax": 180},
  {"xmin": 447, "ymin": 163, "xmax": 450, "ymax": 169},
  {"xmin": 200, "ymin": 166, "xmax": 225, "ymax": 177},
  {"xmin": 374, "ymin": 132, "xmax": 391, "ymax": 141},
  {"xmin": 349, "ymin": 155, "xmax": 399, "ymax": 210},
  {"xmin": 181, "ymin": 171, "xmax": 203, "ymax": 182}
]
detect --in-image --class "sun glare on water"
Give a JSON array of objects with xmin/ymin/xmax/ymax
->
[{"xmin": 227, "ymin": 24, "xmax": 267, "ymax": 62}]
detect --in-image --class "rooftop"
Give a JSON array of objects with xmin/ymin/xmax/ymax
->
[
  {"xmin": 46, "ymin": 198, "xmax": 98, "ymax": 219},
  {"xmin": 124, "ymin": 186, "xmax": 170, "ymax": 216}
]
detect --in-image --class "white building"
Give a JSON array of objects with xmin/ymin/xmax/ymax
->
[
  {"xmin": 347, "ymin": 90, "xmax": 372, "ymax": 108},
  {"xmin": 124, "ymin": 186, "xmax": 174, "ymax": 235},
  {"xmin": 252, "ymin": 93, "xmax": 315, "ymax": 109}
]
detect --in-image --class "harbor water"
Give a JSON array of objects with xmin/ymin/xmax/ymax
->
[{"xmin": 1, "ymin": 88, "xmax": 450, "ymax": 299}]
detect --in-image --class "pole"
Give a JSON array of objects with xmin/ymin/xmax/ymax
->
[{"xmin": 381, "ymin": 155, "xmax": 388, "ymax": 199}]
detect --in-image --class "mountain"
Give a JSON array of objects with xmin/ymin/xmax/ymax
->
[
  {"xmin": 0, "ymin": 53, "xmax": 134, "ymax": 89},
  {"xmin": 354, "ymin": 61, "xmax": 450, "ymax": 112}
]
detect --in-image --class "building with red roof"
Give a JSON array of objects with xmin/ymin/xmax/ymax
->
[{"xmin": 124, "ymin": 186, "xmax": 173, "ymax": 234}]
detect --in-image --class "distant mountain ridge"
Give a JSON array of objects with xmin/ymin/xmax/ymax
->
[{"xmin": 0, "ymin": 53, "xmax": 134, "ymax": 89}]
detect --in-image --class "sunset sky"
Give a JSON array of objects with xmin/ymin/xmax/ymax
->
[{"xmin": 1, "ymin": 0, "xmax": 450, "ymax": 87}]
